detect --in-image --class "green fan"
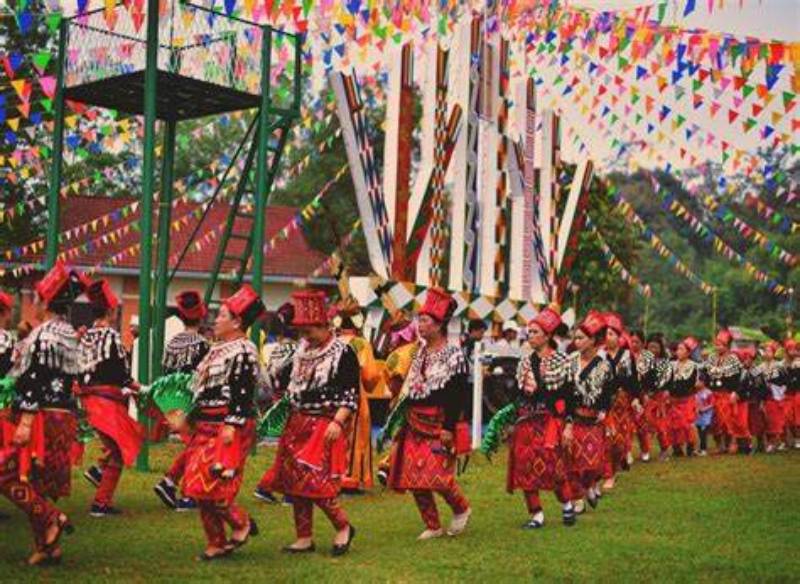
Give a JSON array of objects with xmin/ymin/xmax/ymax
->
[
  {"xmin": 0, "ymin": 376, "xmax": 17, "ymax": 409},
  {"xmin": 480, "ymin": 402, "xmax": 519, "ymax": 459},
  {"xmin": 77, "ymin": 416, "xmax": 96, "ymax": 444},
  {"xmin": 150, "ymin": 373, "xmax": 194, "ymax": 416},
  {"xmin": 376, "ymin": 395, "xmax": 409, "ymax": 453},
  {"xmin": 257, "ymin": 394, "xmax": 290, "ymax": 440}
]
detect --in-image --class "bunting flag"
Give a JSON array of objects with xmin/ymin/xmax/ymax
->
[
  {"xmin": 743, "ymin": 191, "xmax": 799, "ymax": 234},
  {"xmin": 659, "ymin": 174, "xmax": 798, "ymax": 267},
  {"xmin": 643, "ymin": 175, "xmax": 797, "ymax": 287},
  {"xmin": 605, "ymin": 182, "xmax": 714, "ymax": 295},
  {"xmin": 586, "ymin": 218, "xmax": 652, "ymax": 299}
]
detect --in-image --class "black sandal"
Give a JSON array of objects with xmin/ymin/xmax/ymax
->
[
  {"xmin": 331, "ymin": 525, "xmax": 355, "ymax": 556},
  {"xmin": 227, "ymin": 518, "xmax": 259, "ymax": 550},
  {"xmin": 282, "ymin": 543, "xmax": 316, "ymax": 554}
]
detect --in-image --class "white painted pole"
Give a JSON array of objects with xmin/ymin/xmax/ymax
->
[{"xmin": 471, "ymin": 340, "xmax": 484, "ymax": 450}]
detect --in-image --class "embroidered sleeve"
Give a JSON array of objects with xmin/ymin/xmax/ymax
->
[
  {"xmin": 330, "ymin": 345, "xmax": 360, "ymax": 412},
  {"xmin": 224, "ymin": 349, "xmax": 258, "ymax": 426}
]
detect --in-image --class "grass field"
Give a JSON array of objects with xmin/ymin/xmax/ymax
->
[{"xmin": 1, "ymin": 442, "xmax": 798, "ymax": 583}]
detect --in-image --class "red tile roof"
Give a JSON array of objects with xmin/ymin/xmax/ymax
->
[{"xmin": 27, "ymin": 195, "xmax": 331, "ymax": 279}]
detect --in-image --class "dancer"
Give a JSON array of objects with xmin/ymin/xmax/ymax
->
[
  {"xmin": 565, "ymin": 312, "xmax": 615, "ymax": 509},
  {"xmin": 507, "ymin": 307, "xmax": 575, "ymax": 528},
  {"xmin": 628, "ymin": 330, "xmax": 655, "ymax": 461},
  {"xmin": 0, "ymin": 291, "xmax": 13, "ymax": 377},
  {"xmin": 782, "ymin": 339, "xmax": 799, "ymax": 449},
  {"xmin": 704, "ymin": 330, "xmax": 742, "ymax": 454},
  {"xmin": 153, "ymin": 290, "xmax": 210, "ymax": 511},
  {"xmin": 375, "ymin": 311, "xmax": 418, "ymax": 486},
  {"xmin": 668, "ymin": 337, "xmax": 700, "ymax": 457},
  {"xmin": 260, "ymin": 290, "xmax": 357, "ymax": 555},
  {"xmin": 388, "ymin": 288, "xmax": 472, "ymax": 540},
  {"xmin": 601, "ymin": 313, "xmax": 635, "ymax": 490},
  {"xmin": 253, "ymin": 301, "xmax": 296, "ymax": 503},
  {"xmin": 0, "ymin": 262, "xmax": 86, "ymax": 565},
  {"xmin": 180, "ymin": 285, "xmax": 263, "ymax": 560},
  {"xmin": 740, "ymin": 346, "xmax": 769, "ymax": 453},
  {"xmin": 78, "ymin": 279, "xmax": 143, "ymax": 517},
  {"xmin": 757, "ymin": 341, "xmax": 788, "ymax": 453},
  {"xmin": 333, "ymin": 296, "xmax": 385, "ymax": 492},
  {"xmin": 644, "ymin": 334, "xmax": 673, "ymax": 460}
]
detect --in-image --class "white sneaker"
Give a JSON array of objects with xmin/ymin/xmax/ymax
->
[
  {"xmin": 417, "ymin": 528, "xmax": 444, "ymax": 541},
  {"xmin": 794, "ymin": 440, "xmax": 800, "ymax": 450},
  {"xmin": 626, "ymin": 452, "xmax": 634, "ymax": 466},
  {"xmin": 697, "ymin": 450, "xmax": 708, "ymax": 457},
  {"xmin": 641, "ymin": 452, "xmax": 651, "ymax": 462},
  {"xmin": 777, "ymin": 442, "xmax": 787, "ymax": 452},
  {"xmin": 446, "ymin": 508, "xmax": 472, "ymax": 536}
]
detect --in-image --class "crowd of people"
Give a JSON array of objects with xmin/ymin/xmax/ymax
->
[{"xmin": 0, "ymin": 261, "xmax": 797, "ymax": 566}]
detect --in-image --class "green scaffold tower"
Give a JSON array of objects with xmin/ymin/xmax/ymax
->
[{"xmin": 43, "ymin": 0, "xmax": 302, "ymax": 469}]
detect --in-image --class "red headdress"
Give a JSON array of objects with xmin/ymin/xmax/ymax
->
[
  {"xmin": 734, "ymin": 345, "xmax": 756, "ymax": 362},
  {"xmin": 579, "ymin": 310, "xmax": 606, "ymax": 338},
  {"xmin": 175, "ymin": 290, "xmax": 207, "ymax": 322},
  {"xmin": 604, "ymin": 312, "xmax": 624, "ymax": 334},
  {"xmin": 87, "ymin": 279, "xmax": 119, "ymax": 311},
  {"xmin": 35, "ymin": 261, "xmax": 88, "ymax": 305},
  {"xmin": 0, "ymin": 291, "xmax": 13, "ymax": 312},
  {"xmin": 529, "ymin": 306, "xmax": 563, "ymax": 336},
  {"xmin": 418, "ymin": 288, "xmax": 456, "ymax": 322},
  {"xmin": 715, "ymin": 329, "xmax": 733, "ymax": 347},
  {"xmin": 783, "ymin": 338, "xmax": 797, "ymax": 353},
  {"xmin": 291, "ymin": 290, "xmax": 329, "ymax": 327},
  {"xmin": 681, "ymin": 336, "xmax": 700, "ymax": 354},
  {"xmin": 762, "ymin": 340, "xmax": 780, "ymax": 355},
  {"xmin": 223, "ymin": 285, "xmax": 266, "ymax": 325}
]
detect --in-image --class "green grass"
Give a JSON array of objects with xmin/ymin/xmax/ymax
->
[{"xmin": 1, "ymin": 443, "xmax": 799, "ymax": 583}]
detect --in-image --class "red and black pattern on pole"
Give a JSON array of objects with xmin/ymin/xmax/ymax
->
[
  {"xmin": 405, "ymin": 104, "xmax": 463, "ymax": 276},
  {"xmin": 556, "ymin": 161, "xmax": 594, "ymax": 304},
  {"xmin": 391, "ymin": 44, "xmax": 415, "ymax": 281},
  {"xmin": 493, "ymin": 39, "xmax": 511, "ymax": 298},
  {"xmin": 428, "ymin": 47, "xmax": 451, "ymax": 288},
  {"xmin": 546, "ymin": 113, "xmax": 561, "ymax": 304},
  {"xmin": 342, "ymin": 74, "xmax": 393, "ymax": 270},
  {"xmin": 523, "ymin": 80, "xmax": 549, "ymax": 301},
  {"xmin": 462, "ymin": 15, "xmax": 482, "ymax": 293}
]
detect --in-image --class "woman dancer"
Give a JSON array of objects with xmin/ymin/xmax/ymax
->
[
  {"xmin": 0, "ymin": 262, "xmax": 86, "ymax": 565},
  {"xmin": 507, "ymin": 307, "xmax": 574, "ymax": 528},
  {"xmin": 388, "ymin": 288, "xmax": 472, "ymax": 540},
  {"xmin": 668, "ymin": 337, "xmax": 700, "ymax": 457}
]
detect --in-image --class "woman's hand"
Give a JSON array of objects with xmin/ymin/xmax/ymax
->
[
  {"xmin": 13, "ymin": 422, "xmax": 31, "ymax": 447},
  {"xmin": 221, "ymin": 424, "xmax": 236, "ymax": 445},
  {"xmin": 440, "ymin": 429, "xmax": 454, "ymax": 449},
  {"xmin": 562, "ymin": 423, "xmax": 574, "ymax": 447},
  {"xmin": 597, "ymin": 411, "xmax": 606, "ymax": 423},
  {"xmin": 325, "ymin": 421, "xmax": 342, "ymax": 444}
]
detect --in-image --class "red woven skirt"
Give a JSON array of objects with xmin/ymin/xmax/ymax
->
[
  {"xmin": 567, "ymin": 421, "xmax": 605, "ymax": 490},
  {"xmin": 711, "ymin": 392, "xmax": 734, "ymax": 436},
  {"xmin": 786, "ymin": 394, "xmax": 799, "ymax": 429},
  {"xmin": 0, "ymin": 409, "xmax": 76, "ymax": 500},
  {"xmin": 388, "ymin": 405, "xmax": 457, "ymax": 492},
  {"xmin": 729, "ymin": 400, "xmax": 750, "ymax": 439},
  {"xmin": 182, "ymin": 420, "xmax": 255, "ymax": 504},
  {"xmin": 764, "ymin": 399, "xmax": 786, "ymax": 436},
  {"xmin": 669, "ymin": 396, "xmax": 696, "ymax": 433},
  {"xmin": 507, "ymin": 412, "xmax": 565, "ymax": 493},
  {"xmin": 79, "ymin": 386, "xmax": 143, "ymax": 467},
  {"xmin": 747, "ymin": 402, "xmax": 766, "ymax": 436},
  {"xmin": 645, "ymin": 393, "xmax": 670, "ymax": 435},
  {"xmin": 610, "ymin": 391, "xmax": 634, "ymax": 445},
  {"xmin": 260, "ymin": 410, "xmax": 346, "ymax": 499}
]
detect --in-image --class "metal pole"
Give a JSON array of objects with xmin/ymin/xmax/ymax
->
[
  {"xmin": 711, "ymin": 287, "xmax": 718, "ymax": 341},
  {"xmin": 151, "ymin": 119, "xmax": 177, "ymax": 380},
  {"xmin": 135, "ymin": 0, "xmax": 160, "ymax": 472},
  {"xmin": 250, "ymin": 26, "xmax": 273, "ymax": 343},
  {"xmin": 471, "ymin": 340, "xmax": 483, "ymax": 449},
  {"xmin": 45, "ymin": 19, "xmax": 68, "ymax": 269},
  {"xmin": 644, "ymin": 293, "xmax": 650, "ymax": 338}
]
